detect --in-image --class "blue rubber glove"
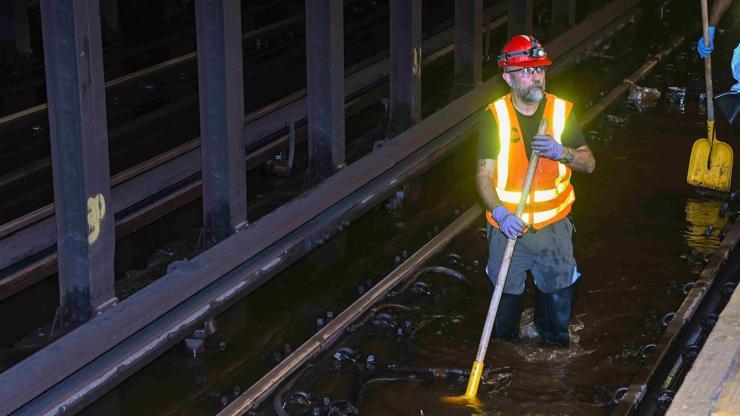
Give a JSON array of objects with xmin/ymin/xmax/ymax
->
[
  {"xmin": 697, "ymin": 26, "xmax": 715, "ymax": 59},
  {"xmin": 531, "ymin": 134, "xmax": 564, "ymax": 160},
  {"xmin": 492, "ymin": 206, "xmax": 526, "ymax": 239}
]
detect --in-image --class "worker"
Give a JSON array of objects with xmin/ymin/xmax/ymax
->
[
  {"xmin": 698, "ymin": 0, "xmax": 740, "ymax": 125},
  {"xmin": 696, "ymin": 0, "xmax": 733, "ymax": 59},
  {"xmin": 476, "ymin": 35, "xmax": 596, "ymax": 346}
]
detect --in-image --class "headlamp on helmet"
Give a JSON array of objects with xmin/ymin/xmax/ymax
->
[{"xmin": 497, "ymin": 35, "xmax": 552, "ymax": 68}]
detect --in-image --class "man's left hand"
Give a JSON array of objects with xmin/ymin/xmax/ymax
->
[{"xmin": 531, "ymin": 135, "xmax": 563, "ymax": 160}]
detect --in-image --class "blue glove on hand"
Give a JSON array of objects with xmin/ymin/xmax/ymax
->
[
  {"xmin": 492, "ymin": 206, "xmax": 526, "ymax": 239},
  {"xmin": 697, "ymin": 26, "xmax": 715, "ymax": 59},
  {"xmin": 531, "ymin": 135, "xmax": 564, "ymax": 160}
]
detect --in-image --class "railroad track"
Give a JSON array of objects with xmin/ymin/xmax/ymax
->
[
  {"xmin": 221, "ymin": 205, "xmax": 740, "ymax": 415},
  {"xmin": 0, "ymin": 1, "xmax": 705, "ymax": 414},
  {"xmin": 219, "ymin": 28, "xmax": 701, "ymax": 414}
]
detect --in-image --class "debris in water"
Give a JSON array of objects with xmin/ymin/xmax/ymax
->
[
  {"xmin": 625, "ymin": 79, "xmax": 661, "ymax": 111},
  {"xmin": 605, "ymin": 114, "xmax": 627, "ymax": 127},
  {"xmin": 666, "ymin": 86, "xmax": 687, "ymax": 113}
]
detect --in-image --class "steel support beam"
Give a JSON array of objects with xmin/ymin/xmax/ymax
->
[
  {"xmin": 305, "ymin": 0, "xmax": 345, "ymax": 182},
  {"xmin": 0, "ymin": 4, "xmax": 511, "ymax": 301},
  {"xmin": 389, "ymin": 0, "xmax": 422, "ymax": 136},
  {"xmin": 507, "ymin": 0, "xmax": 533, "ymax": 39},
  {"xmin": 12, "ymin": 0, "xmax": 32, "ymax": 55},
  {"xmin": 195, "ymin": 0, "xmax": 248, "ymax": 245},
  {"xmin": 551, "ymin": 0, "xmax": 577, "ymax": 29},
  {"xmin": 39, "ymin": 0, "xmax": 116, "ymax": 326},
  {"xmin": 452, "ymin": 0, "xmax": 482, "ymax": 98}
]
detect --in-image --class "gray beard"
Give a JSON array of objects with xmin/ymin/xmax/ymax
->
[{"xmin": 514, "ymin": 85, "xmax": 545, "ymax": 103}]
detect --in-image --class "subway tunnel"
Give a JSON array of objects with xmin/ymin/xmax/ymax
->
[{"xmin": 0, "ymin": 0, "xmax": 738, "ymax": 415}]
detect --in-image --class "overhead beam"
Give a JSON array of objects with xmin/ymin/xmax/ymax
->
[
  {"xmin": 195, "ymin": 0, "xmax": 248, "ymax": 245},
  {"xmin": 389, "ymin": 0, "xmax": 422, "ymax": 136},
  {"xmin": 39, "ymin": 0, "xmax": 116, "ymax": 327},
  {"xmin": 507, "ymin": 0, "xmax": 533, "ymax": 39},
  {"xmin": 305, "ymin": 0, "xmax": 345, "ymax": 182},
  {"xmin": 452, "ymin": 0, "xmax": 482, "ymax": 98}
]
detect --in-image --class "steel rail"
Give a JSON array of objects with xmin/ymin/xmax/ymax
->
[
  {"xmin": 201, "ymin": 7, "xmax": 698, "ymax": 415},
  {"xmin": 222, "ymin": 206, "xmax": 483, "ymax": 415},
  {"xmin": 613, "ymin": 220, "xmax": 740, "ymax": 415},
  {"xmin": 228, "ymin": 18, "xmax": 707, "ymax": 415},
  {"xmin": 221, "ymin": 21, "xmax": 687, "ymax": 413},
  {"xmin": 0, "ymin": 1, "xmax": 646, "ymax": 414},
  {"xmin": 580, "ymin": 34, "xmax": 688, "ymax": 127},
  {"xmin": 0, "ymin": 139, "xmax": 201, "ymax": 240},
  {"xmin": 6, "ymin": 92, "xmax": 483, "ymax": 416},
  {"xmin": 0, "ymin": 1, "xmax": 512, "ymax": 298},
  {"xmin": 0, "ymin": 13, "xmax": 305, "ymax": 127},
  {"xmin": 0, "ymin": 0, "xmax": 508, "ymax": 238}
]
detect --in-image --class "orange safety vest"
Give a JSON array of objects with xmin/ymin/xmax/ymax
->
[{"xmin": 485, "ymin": 93, "xmax": 576, "ymax": 230}]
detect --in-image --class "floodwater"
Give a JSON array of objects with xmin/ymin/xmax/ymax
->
[{"xmin": 77, "ymin": 2, "xmax": 740, "ymax": 416}]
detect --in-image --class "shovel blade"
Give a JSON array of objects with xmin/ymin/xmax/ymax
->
[{"xmin": 687, "ymin": 138, "xmax": 733, "ymax": 192}]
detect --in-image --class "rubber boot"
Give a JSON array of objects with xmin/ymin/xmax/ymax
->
[
  {"xmin": 535, "ymin": 284, "xmax": 576, "ymax": 347},
  {"xmin": 492, "ymin": 293, "xmax": 523, "ymax": 340}
]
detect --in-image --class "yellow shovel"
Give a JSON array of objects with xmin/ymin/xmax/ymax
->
[
  {"xmin": 442, "ymin": 120, "xmax": 547, "ymax": 406},
  {"xmin": 687, "ymin": 0, "xmax": 733, "ymax": 192}
]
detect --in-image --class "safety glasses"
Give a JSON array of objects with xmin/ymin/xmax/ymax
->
[{"xmin": 505, "ymin": 66, "xmax": 547, "ymax": 76}]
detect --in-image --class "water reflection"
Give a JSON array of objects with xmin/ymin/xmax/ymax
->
[{"xmin": 684, "ymin": 198, "xmax": 726, "ymax": 254}]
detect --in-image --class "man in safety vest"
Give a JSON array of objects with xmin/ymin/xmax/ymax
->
[{"xmin": 477, "ymin": 35, "xmax": 596, "ymax": 346}]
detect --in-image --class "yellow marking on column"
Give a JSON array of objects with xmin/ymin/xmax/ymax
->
[
  {"xmin": 87, "ymin": 193, "xmax": 105, "ymax": 244},
  {"xmin": 413, "ymin": 47, "xmax": 421, "ymax": 75}
]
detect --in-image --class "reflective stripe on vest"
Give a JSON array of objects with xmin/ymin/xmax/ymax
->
[
  {"xmin": 520, "ymin": 191, "xmax": 575, "ymax": 225},
  {"xmin": 488, "ymin": 93, "xmax": 575, "ymax": 229}
]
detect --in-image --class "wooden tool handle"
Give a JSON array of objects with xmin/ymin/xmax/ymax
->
[
  {"xmin": 515, "ymin": 118, "xmax": 548, "ymax": 218},
  {"xmin": 701, "ymin": 0, "xmax": 715, "ymax": 122},
  {"xmin": 473, "ymin": 119, "xmax": 548, "ymax": 364}
]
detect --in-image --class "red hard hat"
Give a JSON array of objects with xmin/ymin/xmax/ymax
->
[{"xmin": 497, "ymin": 35, "xmax": 552, "ymax": 68}]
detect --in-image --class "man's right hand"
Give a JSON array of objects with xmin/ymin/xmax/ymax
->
[
  {"xmin": 492, "ymin": 206, "xmax": 526, "ymax": 239},
  {"xmin": 697, "ymin": 26, "xmax": 715, "ymax": 59}
]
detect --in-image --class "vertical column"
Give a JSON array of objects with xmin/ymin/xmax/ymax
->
[
  {"xmin": 12, "ymin": 0, "xmax": 32, "ymax": 55},
  {"xmin": 40, "ymin": 0, "xmax": 116, "ymax": 327},
  {"xmin": 195, "ymin": 0, "xmax": 247, "ymax": 245},
  {"xmin": 306, "ymin": 0, "xmax": 345, "ymax": 182},
  {"xmin": 507, "ymin": 0, "xmax": 533, "ymax": 39},
  {"xmin": 389, "ymin": 0, "xmax": 422, "ymax": 137},
  {"xmin": 452, "ymin": 0, "xmax": 482, "ymax": 98},
  {"xmin": 551, "ymin": 0, "xmax": 576, "ymax": 30}
]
